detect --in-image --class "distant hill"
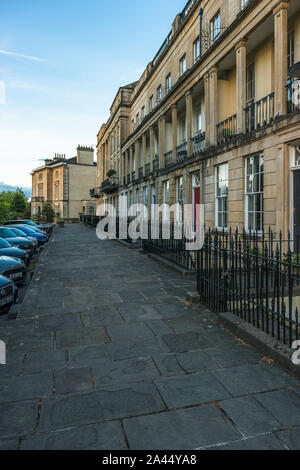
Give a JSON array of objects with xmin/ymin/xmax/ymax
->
[{"xmin": 0, "ymin": 182, "xmax": 32, "ymax": 198}]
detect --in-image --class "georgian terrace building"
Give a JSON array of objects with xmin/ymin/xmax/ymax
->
[
  {"xmin": 32, "ymin": 146, "xmax": 97, "ymax": 222},
  {"xmin": 93, "ymin": 0, "xmax": 300, "ymax": 241}
]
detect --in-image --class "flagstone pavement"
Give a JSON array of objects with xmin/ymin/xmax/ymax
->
[{"xmin": 0, "ymin": 224, "xmax": 299, "ymax": 450}]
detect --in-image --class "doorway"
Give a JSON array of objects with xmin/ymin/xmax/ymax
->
[{"xmin": 294, "ymin": 170, "xmax": 300, "ymax": 245}]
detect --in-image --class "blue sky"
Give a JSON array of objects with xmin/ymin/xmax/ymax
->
[{"xmin": 0, "ymin": 0, "xmax": 185, "ymax": 188}]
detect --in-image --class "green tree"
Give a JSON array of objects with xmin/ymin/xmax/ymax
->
[
  {"xmin": 10, "ymin": 188, "xmax": 30, "ymax": 218},
  {"xmin": 0, "ymin": 189, "xmax": 30, "ymax": 223},
  {"xmin": 41, "ymin": 202, "xmax": 55, "ymax": 223}
]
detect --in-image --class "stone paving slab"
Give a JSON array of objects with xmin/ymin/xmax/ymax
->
[
  {"xmin": 38, "ymin": 382, "xmax": 166, "ymax": 432},
  {"xmin": 123, "ymin": 405, "xmax": 241, "ymax": 450},
  {"xmin": 0, "ymin": 400, "xmax": 38, "ymax": 440},
  {"xmin": 212, "ymin": 364, "xmax": 297, "ymax": 397},
  {"xmin": 20, "ymin": 421, "xmax": 127, "ymax": 450},
  {"xmin": 23, "ymin": 350, "xmax": 68, "ymax": 374},
  {"xmin": 255, "ymin": 390, "xmax": 300, "ymax": 427},
  {"xmin": 54, "ymin": 367, "xmax": 93, "ymax": 394},
  {"xmin": 0, "ymin": 224, "xmax": 299, "ymax": 450},
  {"xmin": 0, "ymin": 371, "xmax": 53, "ymax": 404},
  {"xmin": 91, "ymin": 357, "xmax": 160, "ymax": 387},
  {"xmin": 107, "ymin": 322, "xmax": 154, "ymax": 342},
  {"xmin": 56, "ymin": 327, "xmax": 109, "ymax": 349},
  {"xmin": 107, "ymin": 337, "xmax": 170, "ymax": 361},
  {"xmin": 155, "ymin": 372, "xmax": 231, "ymax": 408},
  {"xmin": 219, "ymin": 396, "xmax": 281, "ymax": 437}
]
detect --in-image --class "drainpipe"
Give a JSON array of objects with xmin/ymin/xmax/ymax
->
[{"xmin": 199, "ymin": 7, "xmax": 203, "ymax": 58}]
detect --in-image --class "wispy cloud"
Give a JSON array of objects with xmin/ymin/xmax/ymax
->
[
  {"xmin": 8, "ymin": 79, "xmax": 77, "ymax": 100},
  {"xmin": 0, "ymin": 49, "xmax": 49, "ymax": 63}
]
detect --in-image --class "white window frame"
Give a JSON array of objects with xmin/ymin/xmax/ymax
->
[
  {"xmin": 215, "ymin": 163, "xmax": 229, "ymax": 231},
  {"xmin": 157, "ymin": 86, "xmax": 162, "ymax": 104},
  {"xmin": 166, "ymin": 74, "xmax": 172, "ymax": 94},
  {"xmin": 195, "ymin": 108, "xmax": 202, "ymax": 133},
  {"xmin": 193, "ymin": 37, "xmax": 200, "ymax": 63},
  {"xmin": 180, "ymin": 55, "xmax": 186, "ymax": 76},
  {"xmin": 245, "ymin": 153, "xmax": 264, "ymax": 234},
  {"xmin": 149, "ymin": 95, "xmax": 154, "ymax": 112},
  {"xmin": 246, "ymin": 62, "xmax": 255, "ymax": 103},
  {"xmin": 210, "ymin": 11, "xmax": 221, "ymax": 44}
]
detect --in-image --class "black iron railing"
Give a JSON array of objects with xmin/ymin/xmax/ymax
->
[
  {"xmin": 164, "ymin": 150, "xmax": 173, "ymax": 168},
  {"xmin": 197, "ymin": 229, "xmax": 300, "ymax": 347},
  {"xmin": 192, "ymin": 132, "xmax": 206, "ymax": 154},
  {"xmin": 217, "ymin": 114, "xmax": 237, "ymax": 145},
  {"xmin": 176, "ymin": 141, "xmax": 187, "ymax": 162},
  {"xmin": 143, "ymin": 222, "xmax": 197, "ymax": 271},
  {"xmin": 31, "ymin": 196, "xmax": 45, "ymax": 203},
  {"xmin": 287, "ymin": 78, "xmax": 300, "ymax": 113},
  {"xmin": 115, "ymin": 217, "xmax": 142, "ymax": 247},
  {"xmin": 80, "ymin": 215, "xmax": 102, "ymax": 227},
  {"xmin": 245, "ymin": 93, "xmax": 275, "ymax": 133}
]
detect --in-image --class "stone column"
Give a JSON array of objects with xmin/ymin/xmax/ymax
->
[
  {"xmin": 204, "ymin": 73, "xmax": 210, "ymax": 147},
  {"xmin": 135, "ymin": 140, "xmax": 140, "ymax": 172},
  {"xmin": 149, "ymin": 126, "xmax": 155, "ymax": 171},
  {"xmin": 235, "ymin": 39, "xmax": 247, "ymax": 134},
  {"xmin": 209, "ymin": 67, "xmax": 218, "ymax": 146},
  {"xmin": 186, "ymin": 91, "xmax": 193, "ymax": 156},
  {"xmin": 158, "ymin": 115, "xmax": 166, "ymax": 169},
  {"xmin": 129, "ymin": 146, "xmax": 134, "ymax": 178},
  {"xmin": 172, "ymin": 104, "xmax": 178, "ymax": 163},
  {"xmin": 142, "ymin": 133, "xmax": 147, "ymax": 174},
  {"xmin": 273, "ymin": 1, "xmax": 289, "ymax": 116}
]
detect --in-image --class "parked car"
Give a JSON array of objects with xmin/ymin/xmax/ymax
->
[
  {"xmin": 21, "ymin": 225, "xmax": 49, "ymax": 237},
  {"xmin": 4, "ymin": 219, "xmax": 53, "ymax": 235},
  {"xmin": 8, "ymin": 227, "xmax": 38, "ymax": 252},
  {"xmin": 7, "ymin": 225, "xmax": 48, "ymax": 246},
  {"xmin": 0, "ymin": 238, "xmax": 28, "ymax": 264},
  {"xmin": 0, "ymin": 256, "xmax": 27, "ymax": 286},
  {"xmin": 0, "ymin": 274, "xmax": 18, "ymax": 313},
  {"xmin": 0, "ymin": 227, "xmax": 35, "ymax": 256}
]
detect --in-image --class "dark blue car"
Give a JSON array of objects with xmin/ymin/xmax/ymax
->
[
  {"xmin": 0, "ymin": 274, "xmax": 18, "ymax": 313},
  {"xmin": 8, "ymin": 225, "xmax": 48, "ymax": 245},
  {"xmin": 0, "ymin": 238, "xmax": 28, "ymax": 264},
  {"xmin": 0, "ymin": 227, "xmax": 34, "ymax": 255}
]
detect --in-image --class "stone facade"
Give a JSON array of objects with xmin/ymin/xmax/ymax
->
[
  {"xmin": 31, "ymin": 147, "xmax": 96, "ymax": 222},
  {"xmin": 93, "ymin": 0, "xmax": 300, "ymax": 241}
]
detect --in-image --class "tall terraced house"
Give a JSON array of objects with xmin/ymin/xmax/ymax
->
[{"xmin": 93, "ymin": 0, "xmax": 300, "ymax": 241}]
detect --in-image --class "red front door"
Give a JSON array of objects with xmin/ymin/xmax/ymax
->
[{"xmin": 193, "ymin": 187, "xmax": 201, "ymax": 232}]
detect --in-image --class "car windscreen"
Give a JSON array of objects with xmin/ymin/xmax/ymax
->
[
  {"xmin": 10, "ymin": 228, "xmax": 27, "ymax": 237},
  {"xmin": 14, "ymin": 226, "xmax": 35, "ymax": 235},
  {"xmin": 0, "ymin": 228, "xmax": 16, "ymax": 237},
  {"xmin": 24, "ymin": 226, "xmax": 39, "ymax": 232},
  {"xmin": 0, "ymin": 238, "xmax": 11, "ymax": 248}
]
